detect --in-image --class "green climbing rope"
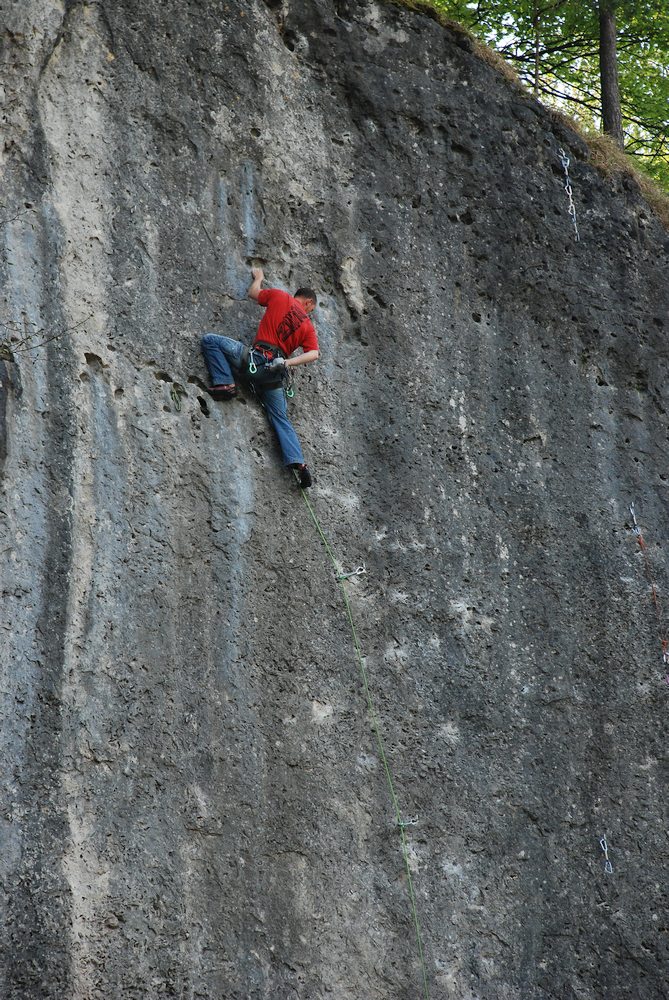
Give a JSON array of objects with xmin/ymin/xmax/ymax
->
[{"xmin": 298, "ymin": 483, "xmax": 430, "ymax": 1000}]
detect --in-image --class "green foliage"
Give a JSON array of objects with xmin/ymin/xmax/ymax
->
[{"xmin": 429, "ymin": 0, "xmax": 669, "ymax": 187}]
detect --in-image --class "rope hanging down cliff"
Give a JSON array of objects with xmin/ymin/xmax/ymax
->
[{"xmin": 295, "ymin": 473, "xmax": 431, "ymax": 1000}]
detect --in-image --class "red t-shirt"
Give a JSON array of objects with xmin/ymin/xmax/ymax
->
[{"xmin": 255, "ymin": 289, "xmax": 319, "ymax": 357}]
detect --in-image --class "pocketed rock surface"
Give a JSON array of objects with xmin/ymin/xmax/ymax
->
[{"xmin": 1, "ymin": 2, "xmax": 668, "ymax": 998}]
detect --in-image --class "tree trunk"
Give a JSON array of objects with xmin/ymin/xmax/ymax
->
[{"xmin": 599, "ymin": 1, "xmax": 624, "ymax": 146}]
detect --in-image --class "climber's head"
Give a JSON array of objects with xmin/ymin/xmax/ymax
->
[{"xmin": 295, "ymin": 287, "xmax": 317, "ymax": 314}]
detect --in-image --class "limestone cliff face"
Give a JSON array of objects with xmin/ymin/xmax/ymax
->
[{"xmin": 1, "ymin": 2, "xmax": 668, "ymax": 997}]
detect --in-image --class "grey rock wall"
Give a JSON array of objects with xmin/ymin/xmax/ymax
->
[{"xmin": 1, "ymin": 1, "xmax": 668, "ymax": 997}]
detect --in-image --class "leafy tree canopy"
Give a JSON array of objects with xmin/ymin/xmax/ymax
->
[{"xmin": 431, "ymin": 1, "xmax": 669, "ymax": 187}]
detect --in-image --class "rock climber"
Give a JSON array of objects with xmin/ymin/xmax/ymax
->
[{"xmin": 200, "ymin": 267, "xmax": 319, "ymax": 488}]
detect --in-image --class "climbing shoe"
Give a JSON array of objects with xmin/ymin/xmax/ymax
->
[
  {"xmin": 208, "ymin": 383, "xmax": 237, "ymax": 400},
  {"xmin": 290, "ymin": 463, "xmax": 312, "ymax": 488}
]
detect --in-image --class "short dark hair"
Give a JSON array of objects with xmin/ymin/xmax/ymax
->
[{"xmin": 295, "ymin": 287, "xmax": 317, "ymax": 306}]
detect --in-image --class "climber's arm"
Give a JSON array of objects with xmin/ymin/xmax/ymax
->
[
  {"xmin": 286, "ymin": 349, "xmax": 319, "ymax": 368},
  {"xmin": 248, "ymin": 267, "xmax": 264, "ymax": 302}
]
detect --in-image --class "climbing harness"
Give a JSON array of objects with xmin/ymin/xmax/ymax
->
[
  {"xmin": 558, "ymin": 147, "xmax": 580, "ymax": 242},
  {"xmin": 599, "ymin": 836, "xmax": 614, "ymax": 874},
  {"xmin": 242, "ymin": 363, "xmax": 294, "ymax": 412},
  {"xmin": 294, "ymin": 474, "xmax": 430, "ymax": 1000},
  {"xmin": 628, "ymin": 503, "xmax": 669, "ymax": 677},
  {"xmin": 244, "ymin": 342, "xmax": 292, "ymax": 390}
]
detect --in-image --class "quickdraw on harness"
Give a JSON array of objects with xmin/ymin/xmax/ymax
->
[{"xmin": 244, "ymin": 340, "xmax": 294, "ymax": 396}]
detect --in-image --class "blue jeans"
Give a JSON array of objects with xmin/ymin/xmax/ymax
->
[{"xmin": 200, "ymin": 333, "xmax": 305, "ymax": 467}]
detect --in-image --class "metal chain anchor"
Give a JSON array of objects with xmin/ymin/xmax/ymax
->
[
  {"xmin": 599, "ymin": 836, "xmax": 613, "ymax": 874},
  {"xmin": 558, "ymin": 148, "xmax": 580, "ymax": 242}
]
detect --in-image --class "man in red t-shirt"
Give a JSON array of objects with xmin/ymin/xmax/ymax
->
[{"xmin": 200, "ymin": 268, "xmax": 319, "ymax": 488}]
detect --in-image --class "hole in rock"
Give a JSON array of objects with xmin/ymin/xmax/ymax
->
[{"xmin": 84, "ymin": 352, "xmax": 105, "ymax": 372}]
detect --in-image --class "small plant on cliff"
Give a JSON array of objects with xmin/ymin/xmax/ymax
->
[
  {"xmin": 0, "ymin": 324, "xmax": 63, "ymax": 363},
  {"xmin": 0, "ymin": 316, "xmax": 92, "ymax": 363}
]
